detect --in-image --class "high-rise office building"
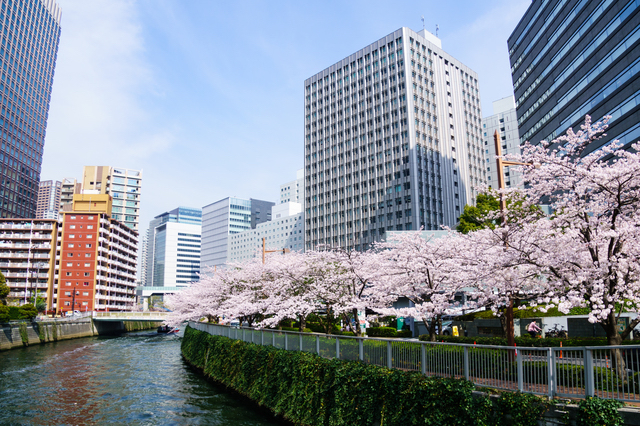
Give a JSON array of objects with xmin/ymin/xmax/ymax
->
[
  {"xmin": 280, "ymin": 169, "xmax": 304, "ymax": 204},
  {"xmin": 143, "ymin": 206, "xmax": 202, "ymax": 287},
  {"xmin": 510, "ymin": 0, "xmax": 640, "ymax": 155},
  {"xmin": 81, "ymin": 166, "xmax": 142, "ymax": 230},
  {"xmin": 201, "ymin": 197, "xmax": 274, "ymax": 268},
  {"xmin": 36, "ymin": 179, "xmax": 61, "ymax": 219},
  {"xmin": 0, "ymin": 0, "xmax": 62, "ymax": 218},
  {"xmin": 304, "ymin": 27, "xmax": 484, "ymax": 251},
  {"xmin": 482, "ymin": 97, "xmax": 522, "ymax": 189}
]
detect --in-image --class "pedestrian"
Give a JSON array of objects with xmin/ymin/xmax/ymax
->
[{"xmin": 527, "ymin": 321, "xmax": 541, "ymax": 337}]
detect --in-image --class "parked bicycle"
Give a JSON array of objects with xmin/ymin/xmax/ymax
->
[{"xmin": 545, "ymin": 323, "xmax": 568, "ymax": 338}]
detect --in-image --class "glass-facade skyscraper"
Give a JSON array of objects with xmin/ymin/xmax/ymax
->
[
  {"xmin": 509, "ymin": 0, "xmax": 640, "ymax": 156},
  {"xmin": 0, "ymin": 0, "xmax": 62, "ymax": 218},
  {"xmin": 144, "ymin": 206, "xmax": 202, "ymax": 287}
]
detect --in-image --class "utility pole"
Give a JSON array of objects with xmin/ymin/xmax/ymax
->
[
  {"xmin": 262, "ymin": 238, "xmax": 290, "ymax": 264},
  {"xmin": 493, "ymin": 130, "xmax": 533, "ymax": 348}
]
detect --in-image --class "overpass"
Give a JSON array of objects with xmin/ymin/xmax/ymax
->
[{"xmin": 92, "ymin": 312, "xmax": 170, "ymax": 322}]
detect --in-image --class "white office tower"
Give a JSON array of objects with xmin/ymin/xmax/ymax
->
[
  {"xmin": 145, "ymin": 207, "xmax": 202, "ymax": 287},
  {"xmin": 280, "ymin": 169, "xmax": 304, "ymax": 204},
  {"xmin": 228, "ymin": 202, "xmax": 304, "ymax": 263},
  {"xmin": 304, "ymin": 27, "xmax": 484, "ymax": 251},
  {"xmin": 482, "ymin": 96, "xmax": 522, "ymax": 189}
]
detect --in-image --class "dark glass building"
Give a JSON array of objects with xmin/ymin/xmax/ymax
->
[
  {"xmin": 509, "ymin": 0, "xmax": 640, "ymax": 156},
  {"xmin": 0, "ymin": 0, "xmax": 61, "ymax": 218}
]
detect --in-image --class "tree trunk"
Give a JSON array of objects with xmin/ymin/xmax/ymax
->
[
  {"xmin": 352, "ymin": 308, "xmax": 362, "ymax": 336},
  {"xmin": 298, "ymin": 314, "xmax": 306, "ymax": 332},
  {"xmin": 604, "ymin": 312, "xmax": 626, "ymax": 381},
  {"xmin": 426, "ymin": 317, "xmax": 438, "ymax": 342},
  {"xmin": 506, "ymin": 299, "xmax": 515, "ymax": 348}
]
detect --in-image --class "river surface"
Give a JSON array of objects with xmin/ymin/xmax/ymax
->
[{"xmin": 0, "ymin": 331, "xmax": 282, "ymax": 426}]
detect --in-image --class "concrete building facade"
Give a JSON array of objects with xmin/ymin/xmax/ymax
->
[
  {"xmin": 228, "ymin": 202, "xmax": 304, "ymax": 263},
  {"xmin": 0, "ymin": 0, "xmax": 62, "ymax": 218},
  {"xmin": 482, "ymin": 97, "xmax": 522, "ymax": 189},
  {"xmin": 60, "ymin": 177, "xmax": 80, "ymax": 211},
  {"xmin": 0, "ymin": 218, "xmax": 59, "ymax": 309},
  {"xmin": 81, "ymin": 166, "xmax": 142, "ymax": 231},
  {"xmin": 510, "ymin": 0, "xmax": 640, "ymax": 155},
  {"xmin": 280, "ymin": 169, "xmax": 304, "ymax": 204},
  {"xmin": 56, "ymin": 194, "xmax": 138, "ymax": 313},
  {"xmin": 36, "ymin": 180, "xmax": 62, "ymax": 219},
  {"xmin": 201, "ymin": 197, "xmax": 274, "ymax": 268},
  {"xmin": 304, "ymin": 27, "xmax": 484, "ymax": 251}
]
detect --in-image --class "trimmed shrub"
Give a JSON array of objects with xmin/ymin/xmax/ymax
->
[
  {"xmin": 396, "ymin": 330, "xmax": 412, "ymax": 338},
  {"xmin": 0, "ymin": 304, "xmax": 9, "ymax": 323},
  {"xmin": 8, "ymin": 306, "xmax": 21, "ymax": 320},
  {"xmin": 366, "ymin": 326, "xmax": 397, "ymax": 337},
  {"xmin": 18, "ymin": 303, "xmax": 38, "ymax": 320},
  {"xmin": 182, "ymin": 326, "xmax": 555, "ymax": 426}
]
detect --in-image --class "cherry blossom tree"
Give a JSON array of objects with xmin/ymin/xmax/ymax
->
[
  {"xmin": 374, "ymin": 230, "xmax": 476, "ymax": 341},
  {"xmin": 504, "ymin": 116, "xmax": 640, "ymax": 349}
]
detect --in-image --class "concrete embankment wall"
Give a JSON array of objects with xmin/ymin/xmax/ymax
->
[{"xmin": 0, "ymin": 319, "xmax": 162, "ymax": 351}]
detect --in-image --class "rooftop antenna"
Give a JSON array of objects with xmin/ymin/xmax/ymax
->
[
  {"xmin": 436, "ymin": 24, "xmax": 439, "ymax": 37},
  {"xmin": 421, "ymin": 16, "xmax": 425, "ymax": 31}
]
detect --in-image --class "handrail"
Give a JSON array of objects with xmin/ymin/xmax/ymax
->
[{"xmin": 190, "ymin": 321, "xmax": 640, "ymax": 403}]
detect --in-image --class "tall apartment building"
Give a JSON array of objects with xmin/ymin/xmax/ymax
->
[
  {"xmin": 81, "ymin": 166, "xmax": 142, "ymax": 231},
  {"xmin": 56, "ymin": 194, "xmax": 138, "ymax": 313},
  {"xmin": 143, "ymin": 206, "xmax": 201, "ymax": 287},
  {"xmin": 482, "ymin": 97, "xmax": 522, "ymax": 189},
  {"xmin": 36, "ymin": 180, "xmax": 61, "ymax": 219},
  {"xmin": 0, "ymin": 0, "xmax": 62, "ymax": 218},
  {"xmin": 201, "ymin": 197, "xmax": 274, "ymax": 268},
  {"xmin": 304, "ymin": 27, "xmax": 484, "ymax": 251},
  {"xmin": 280, "ymin": 169, "xmax": 304, "ymax": 204},
  {"xmin": 60, "ymin": 177, "xmax": 80, "ymax": 211},
  {"xmin": 510, "ymin": 0, "xmax": 640, "ymax": 156},
  {"xmin": 0, "ymin": 218, "xmax": 59, "ymax": 309},
  {"xmin": 229, "ymin": 202, "xmax": 304, "ymax": 263}
]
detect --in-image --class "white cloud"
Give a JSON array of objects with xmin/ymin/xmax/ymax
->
[{"xmin": 42, "ymin": 0, "xmax": 172, "ymax": 180}]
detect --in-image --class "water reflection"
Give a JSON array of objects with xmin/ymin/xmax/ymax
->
[{"xmin": 0, "ymin": 332, "xmax": 281, "ymax": 425}]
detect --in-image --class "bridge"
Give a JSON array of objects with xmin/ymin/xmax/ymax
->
[{"xmin": 92, "ymin": 312, "xmax": 170, "ymax": 322}]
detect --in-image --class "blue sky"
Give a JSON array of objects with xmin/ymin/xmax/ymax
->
[{"xmin": 41, "ymin": 0, "xmax": 530, "ymax": 233}]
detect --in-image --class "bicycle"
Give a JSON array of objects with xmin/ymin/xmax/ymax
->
[{"xmin": 545, "ymin": 323, "xmax": 568, "ymax": 338}]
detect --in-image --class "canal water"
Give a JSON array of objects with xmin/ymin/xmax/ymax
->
[{"xmin": 0, "ymin": 331, "xmax": 281, "ymax": 425}]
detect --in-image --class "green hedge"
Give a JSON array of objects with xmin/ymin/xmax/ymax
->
[
  {"xmin": 418, "ymin": 335, "xmax": 639, "ymax": 347},
  {"xmin": 366, "ymin": 326, "xmax": 398, "ymax": 337},
  {"xmin": 182, "ymin": 326, "xmax": 552, "ymax": 426}
]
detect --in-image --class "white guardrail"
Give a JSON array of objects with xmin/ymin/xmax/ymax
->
[{"xmin": 190, "ymin": 321, "xmax": 640, "ymax": 402}]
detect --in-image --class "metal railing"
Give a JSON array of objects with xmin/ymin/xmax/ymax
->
[
  {"xmin": 94, "ymin": 311, "xmax": 169, "ymax": 320},
  {"xmin": 189, "ymin": 321, "xmax": 640, "ymax": 402}
]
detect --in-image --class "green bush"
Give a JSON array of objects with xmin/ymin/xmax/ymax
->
[
  {"xmin": 182, "ymin": 326, "xmax": 554, "ymax": 426},
  {"xmin": 396, "ymin": 330, "xmax": 412, "ymax": 338},
  {"xmin": 0, "ymin": 304, "xmax": 9, "ymax": 323},
  {"xmin": 8, "ymin": 306, "xmax": 21, "ymax": 320},
  {"xmin": 18, "ymin": 303, "xmax": 38, "ymax": 320},
  {"xmin": 576, "ymin": 397, "xmax": 623, "ymax": 426},
  {"xmin": 366, "ymin": 326, "xmax": 397, "ymax": 337}
]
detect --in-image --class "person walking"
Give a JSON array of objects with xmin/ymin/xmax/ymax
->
[{"xmin": 527, "ymin": 321, "xmax": 541, "ymax": 337}]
